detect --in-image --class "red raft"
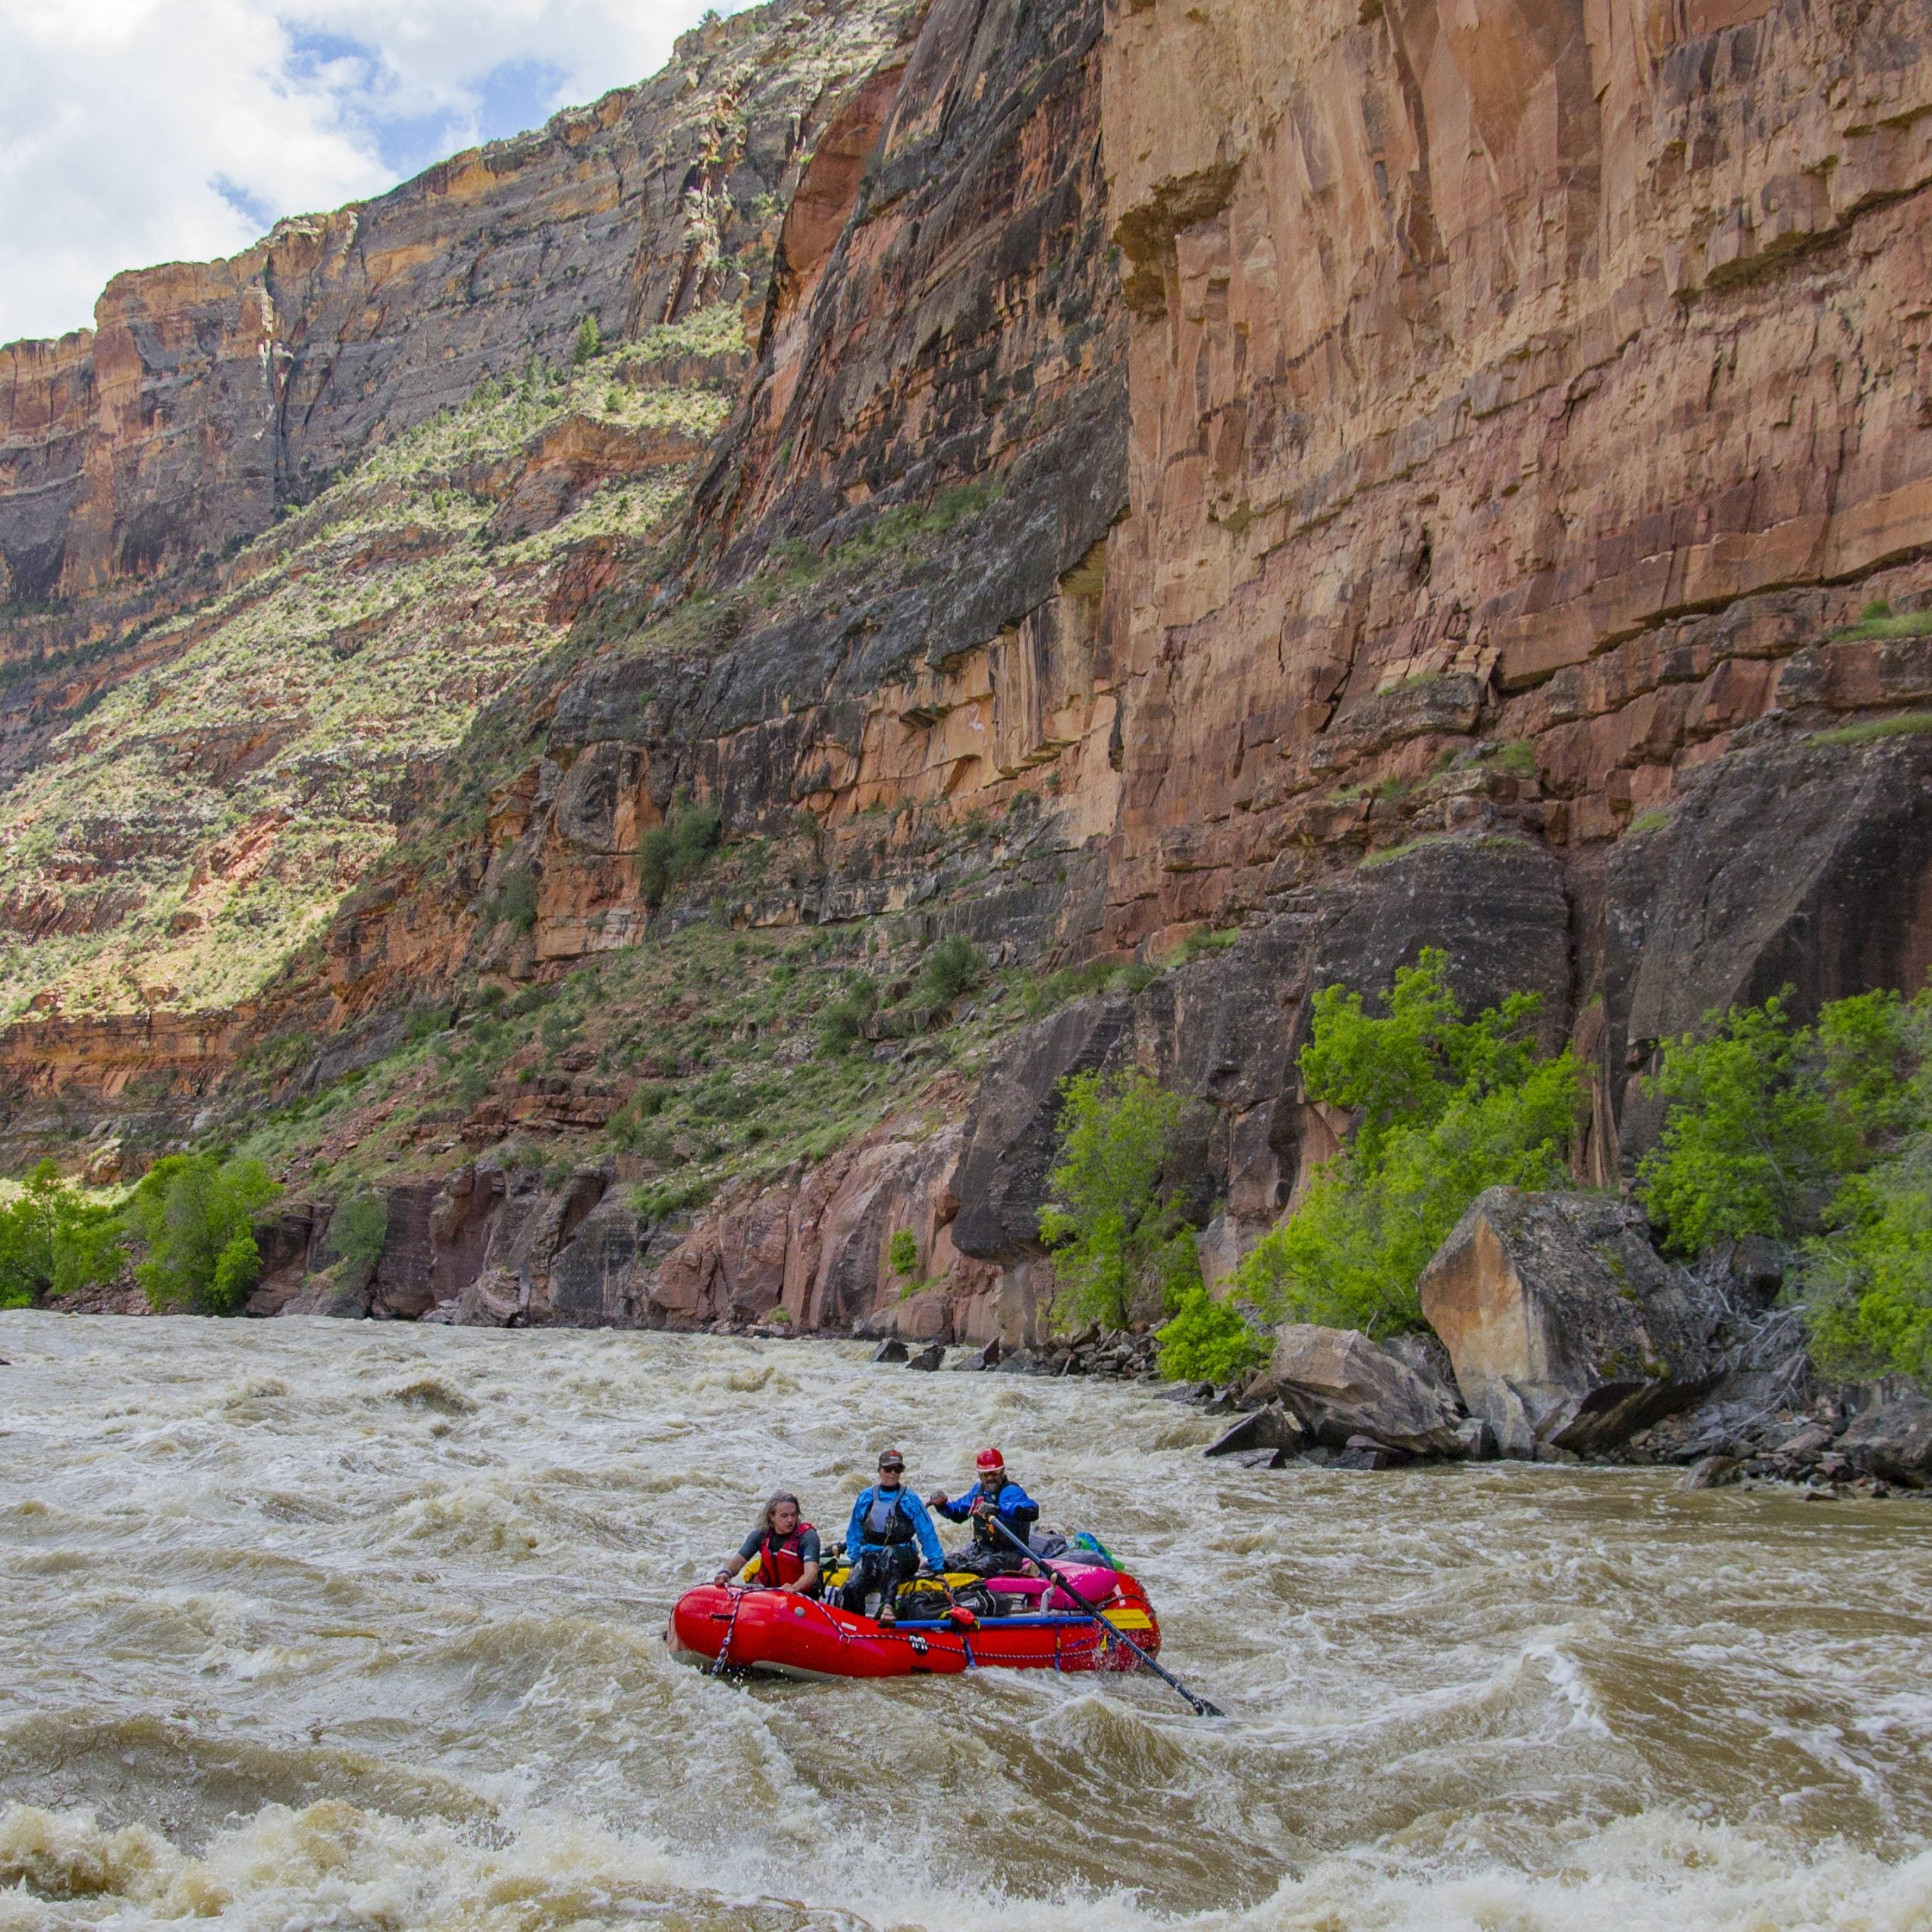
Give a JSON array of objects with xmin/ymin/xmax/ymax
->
[{"xmin": 666, "ymin": 1565, "xmax": 1161, "ymax": 1680}]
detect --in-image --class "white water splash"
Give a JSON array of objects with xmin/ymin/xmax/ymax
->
[{"xmin": 2, "ymin": 1314, "xmax": 1930, "ymax": 1930}]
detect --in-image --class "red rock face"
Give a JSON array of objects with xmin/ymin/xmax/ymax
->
[
  {"xmin": 9, "ymin": 0, "xmax": 1932, "ymax": 1334},
  {"xmin": 0, "ymin": 0, "xmax": 913, "ymax": 612},
  {"xmin": 1098, "ymin": 0, "xmax": 1932, "ymax": 939}
]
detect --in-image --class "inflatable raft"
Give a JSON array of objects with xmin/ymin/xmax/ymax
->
[{"xmin": 666, "ymin": 1562, "xmax": 1161, "ymax": 1680}]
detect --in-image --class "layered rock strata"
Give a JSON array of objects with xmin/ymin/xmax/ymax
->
[
  {"xmin": 5, "ymin": 0, "xmax": 1932, "ymax": 1354},
  {"xmin": 0, "ymin": 0, "xmax": 913, "ymax": 1025},
  {"xmin": 0, "ymin": 0, "xmax": 911, "ymax": 608},
  {"xmin": 1100, "ymin": 0, "xmax": 1932, "ymax": 938}
]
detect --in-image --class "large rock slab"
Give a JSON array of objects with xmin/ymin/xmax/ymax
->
[
  {"xmin": 949, "ymin": 996, "xmax": 1137, "ymax": 1263},
  {"xmin": 1203, "ymin": 1406, "xmax": 1303, "ymax": 1459},
  {"xmin": 1837, "ymin": 1380, "xmax": 1932, "ymax": 1487},
  {"xmin": 1419, "ymin": 1188, "xmax": 1723, "ymax": 1457},
  {"xmin": 1608, "ymin": 731, "xmax": 1932, "ymax": 1162},
  {"xmin": 1264, "ymin": 1324, "xmax": 1465, "ymax": 1457}
]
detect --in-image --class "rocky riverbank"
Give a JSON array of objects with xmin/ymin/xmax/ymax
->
[{"xmin": 857, "ymin": 1184, "xmax": 1932, "ymax": 1498}]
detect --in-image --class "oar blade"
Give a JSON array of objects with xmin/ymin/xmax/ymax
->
[{"xmin": 985, "ymin": 1517, "xmax": 1226, "ymax": 1718}]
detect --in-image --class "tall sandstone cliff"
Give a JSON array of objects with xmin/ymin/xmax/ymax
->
[
  {"xmin": 0, "ymin": 2, "xmax": 910, "ymax": 611},
  {"xmin": 3, "ymin": 0, "xmax": 1931, "ymax": 1333}
]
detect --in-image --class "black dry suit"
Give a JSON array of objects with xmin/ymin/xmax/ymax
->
[{"xmin": 936, "ymin": 1476, "xmax": 1040, "ymax": 1574}]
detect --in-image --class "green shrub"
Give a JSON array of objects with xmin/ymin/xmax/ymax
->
[
  {"xmin": 540, "ymin": 1007, "xmax": 583, "ymax": 1057},
  {"xmin": 1156, "ymin": 1285, "xmax": 1270, "ymax": 1383},
  {"xmin": 126, "ymin": 1154, "xmax": 281, "ymax": 1314},
  {"xmin": 1234, "ymin": 949, "xmax": 1586, "ymax": 1337},
  {"xmin": 1175, "ymin": 928, "xmax": 1240, "ymax": 964},
  {"xmin": 1017, "ymin": 958, "xmax": 1127, "ymax": 1017},
  {"xmin": 1638, "ymin": 981, "xmax": 1932, "ymax": 1386},
  {"xmin": 817, "ymin": 971, "xmax": 877, "ymax": 1056},
  {"xmin": 1039, "ymin": 1069, "xmax": 1200, "ymax": 1330},
  {"xmin": 211, "ymin": 1231, "xmax": 262, "ymax": 1312},
  {"xmin": 888, "ymin": 1228, "xmax": 919, "ymax": 1277},
  {"xmin": 572, "ymin": 315, "xmax": 603, "ymax": 365},
  {"xmin": 606, "ymin": 1083, "xmax": 672, "ymax": 1152},
  {"xmin": 924, "ymin": 936, "xmax": 983, "ymax": 1003},
  {"xmin": 1832, "ymin": 601, "xmax": 1932, "ymax": 641},
  {"xmin": 1803, "ymin": 1143, "xmax": 1932, "ymax": 1386},
  {"xmin": 1487, "ymin": 740, "xmax": 1540, "ymax": 778},
  {"xmin": 490, "ymin": 868, "xmax": 540, "ymax": 932},
  {"xmin": 690, "ymin": 1074, "xmax": 757, "ymax": 1121},
  {"xmin": 639, "ymin": 798, "xmax": 724, "ymax": 906},
  {"xmin": 632, "ymin": 1175, "xmax": 714, "ymax": 1224},
  {"xmin": 819, "ymin": 1000, "xmax": 866, "ymax": 1054},
  {"xmin": 329, "ymin": 1189, "xmax": 390, "ymax": 1274},
  {"xmin": 0, "ymin": 1162, "xmax": 125, "ymax": 1309},
  {"xmin": 1813, "ymin": 712, "xmax": 1932, "ymax": 746},
  {"xmin": 454, "ymin": 1060, "xmax": 497, "ymax": 1109},
  {"xmin": 1635, "ymin": 989, "xmax": 1907, "ymax": 1254}
]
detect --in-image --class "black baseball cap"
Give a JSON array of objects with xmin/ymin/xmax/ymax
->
[{"xmin": 877, "ymin": 1449, "xmax": 906, "ymax": 1471}]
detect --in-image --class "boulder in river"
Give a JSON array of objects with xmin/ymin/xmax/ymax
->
[
  {"xmin": 1837, "ymin": 1379, "xmax": 1932, "ymax": 1486},
  {"xmin": 871, "ymin": 1338, "xmax": 909, "ymax": 1364},
  {"xmin": 1681, "ymin": 1453, "xmax": 1743, "ymax": 1491},
  {"xmin": 1419, "ymin": 1187, "xmax": 1724, "ymax": 1457},
  {"xmin": 1204, "ymin": 1406, "xmax": 1303, "ymax": 1460},
  {"xmin": 1263, "ymin": 1324, "xmax": 1465, "ymax": 1457},
  {"xmin": 905, "ymin": 1342, "xmax": 946, "ymax": 1372}
]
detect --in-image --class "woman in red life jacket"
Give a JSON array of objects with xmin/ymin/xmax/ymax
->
[{"xmin": 714, "ymin": 1491, "xmax": 823, "ymax": 1597}]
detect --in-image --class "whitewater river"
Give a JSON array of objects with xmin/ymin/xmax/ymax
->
[{"xmin": 2, "ymin": 1318, "xmax": 1930, "ymax": 1931}]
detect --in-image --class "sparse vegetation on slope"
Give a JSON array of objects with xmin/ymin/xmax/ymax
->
[
  {"xmin": 219, "ymin": 918, "xmax": 1031, "ymax": 1211},
  {"xmin": 0, "ymin": 309, "xmax": 740, "ymax": 1022}
]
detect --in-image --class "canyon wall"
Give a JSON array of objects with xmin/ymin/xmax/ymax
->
[
  {"xmin": 8, "ymin": 0, "xmax": 1932, "ymax": 1336},
  {"xmin": 310, "ymin": 0, "xmax": 1132, "ymax": 1014},
  {"xmin": 1094, "ymin": 0, "xmax": 1932, "ymax": 1142},
  {"xmin": 0, "ymin": 0, "xmax": 916, "ymax": 1028},
  {"xmin": 0, "ymin": 0, "xmax": 911, "ymax": 614}
]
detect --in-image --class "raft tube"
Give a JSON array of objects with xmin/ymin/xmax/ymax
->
[{"xmin": 666, "ymin": 1567, "xmax": 1161, "ymax": 1680}]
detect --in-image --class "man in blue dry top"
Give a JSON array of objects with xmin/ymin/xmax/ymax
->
[
  {"xmin": 928, "ymin": 1447, "xmax": 1040, "ymax": 1577},
  {"xmin": 840, "ymin": 1447, "xmax": 944, "ymax": 1624}
]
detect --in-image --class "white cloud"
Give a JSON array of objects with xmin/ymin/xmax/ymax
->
[{"xmin": 0, "ymin": 0, "xmax": 729, "ymax": 346}]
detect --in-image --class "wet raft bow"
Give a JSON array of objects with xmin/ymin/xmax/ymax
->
[{"xmin": 668, "ymin": 1560, "xmax": 1161, "ymax": 1682}]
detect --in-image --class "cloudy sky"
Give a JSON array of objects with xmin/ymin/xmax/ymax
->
[{"xmin": 0, "ymin": 0, "xmax": 736, "ymax": 346}]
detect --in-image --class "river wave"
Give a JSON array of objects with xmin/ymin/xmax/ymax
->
[{"xmin": 2, "ymin": 1315, "xmax": 1929, "ymax": 1930}]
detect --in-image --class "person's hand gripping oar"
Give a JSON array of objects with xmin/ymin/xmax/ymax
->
[{"xmin": 985, "ymin": 1516, "xmax": 1224, "ymax": 1717}]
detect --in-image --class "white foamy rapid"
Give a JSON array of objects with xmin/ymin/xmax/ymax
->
[{"xmin": 2, "ymin": 1315, "xmax": 1930, "ymax": 1930}]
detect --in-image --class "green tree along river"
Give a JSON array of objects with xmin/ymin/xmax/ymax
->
[{"xmin": 1, "ymin": 1318, "xmax": 1929, "ymax": 1929}]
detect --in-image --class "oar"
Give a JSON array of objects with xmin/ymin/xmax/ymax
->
[{"xmin": 984, "ymin": 1516, "xmax": 1224, "ymax": 1718}]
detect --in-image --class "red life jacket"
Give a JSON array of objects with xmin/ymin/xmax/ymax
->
[{"xmin": 758, "ymin": 1521, "xmax": 816, "ymax": 1587}]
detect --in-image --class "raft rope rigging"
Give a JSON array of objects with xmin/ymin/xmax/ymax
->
[{"xmin": 712, "ymin": 1586, "xmax": 746, "ymax": 1676}]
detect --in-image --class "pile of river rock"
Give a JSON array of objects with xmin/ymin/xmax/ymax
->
[{"xmin": 875, "ymin": 1186, "xmax": 1932, "ymax": 1497}]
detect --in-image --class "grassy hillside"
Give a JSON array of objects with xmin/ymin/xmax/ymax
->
[{"xmin": 0, "ymin": 313, "xmax": 739, "ymax": 1021}]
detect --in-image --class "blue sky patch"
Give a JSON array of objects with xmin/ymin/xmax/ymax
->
[{"xmin": 212, "ymin": 174, "xmax": 279, "ymax": 233}]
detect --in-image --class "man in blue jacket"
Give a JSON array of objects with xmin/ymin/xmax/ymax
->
[
  {"xmin": 927, "ymin": 1447, "xmax": 1040, "ymax": 1576},
  {"xmin": 841, "ymin": 1448, "xmax": 944, "ymax": 1623}
]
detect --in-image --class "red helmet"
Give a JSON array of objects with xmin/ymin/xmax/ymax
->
[{"xmin": 976, "ymin": 1447, "xmax": 1005, "ymax": 1472}]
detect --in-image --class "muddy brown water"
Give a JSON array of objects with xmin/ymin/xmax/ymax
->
[{"xmin": 2, "ymin": 1315, "xmax": 1930, "ymax": 1930}]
